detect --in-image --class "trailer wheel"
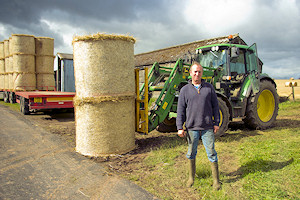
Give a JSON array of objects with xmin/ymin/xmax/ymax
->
[
  {"xmin": 21, "ymin": 97, "xmax": 30, "ymax": 115},
  {"xmin": 216, "ymin": 97, "xmax": 230, "ymax": 137},
  {"xmin": 243, "ymin": 80, "xmax": 279, "ymax": 129},
  {"xmin": 9, "ymin": 92, "xmax": 16, "ymax": 104},
  {"xmin": 4, "ymin": 91, "xmax": 9, "ymax": 103}
]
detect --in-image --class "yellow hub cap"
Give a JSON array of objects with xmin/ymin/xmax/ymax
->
[
  {"xmin": 257, "ymin": 89, "xmax": 275, "ymax": 122},
  {"xmin": 219, "ymin": 110, "xmax": 223, "ymax": 127}
]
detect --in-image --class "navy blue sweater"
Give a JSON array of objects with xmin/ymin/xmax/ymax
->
[{"xmin": 176, "ymin": 80, "xmax": 220, "ymax": 131}]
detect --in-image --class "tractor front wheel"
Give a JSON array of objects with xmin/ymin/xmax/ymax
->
[
  {"xmin": 243, "ymin": 80, "xmax": 279, "ymax": 129},
  {"xmin": 216, "ymin": 97, "xmax": 230, "ymax": 137}
]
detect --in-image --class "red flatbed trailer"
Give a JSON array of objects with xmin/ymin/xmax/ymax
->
[{"xmin": 12, "ymin": 91, "xmax": 75, "ymax": 115}]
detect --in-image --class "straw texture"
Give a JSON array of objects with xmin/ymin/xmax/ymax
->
[
  {"xmin": 0, "ymin": 42, "xmax": 4, "ymax": 59},
  {"xmin": 4, "ymin": 40, "xmax": 9, "ymax": 58},
  {"xmin": 14, "ymin": 72, "xmax": 36, "ymax": 91},
  {"xmin": 73, "ymin": 33, "xmax": 136, "ymax": 156},
  {"xmin": 13, "ymin": 54, "xmax": 35, "ymax": 72},
  {"xmin": 36, "ymin": 73, "xmax": 55, "ymax": 91},
  {"xmin": 35, "ymin": 37, "xmax": 54, "ymax": 56},
  {"xmin": 8, "ymin": 56, "xmax": 13, "ymax": 89},
  {"xmin": 35, "ymin": 56, "xmax": 54, "ymax": 73},
  {"xmin": 11, "ymin": 34, "xmax": 35, "ymax": 55},
  {"xmin": 75, "ymin": 100, "xmax": 135, "ymax": 156},
  {"xmin": 35, "ymin": 36, "xmax": 55, "ymax": 90},
  {"xmin": 0, "ymin": 59, "xmax": 4, "ymax": 89}
]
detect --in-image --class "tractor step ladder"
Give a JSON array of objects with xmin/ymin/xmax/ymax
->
[{"xmin": 135, "ymin": 67, "xmax": 149, "ymax": 134}]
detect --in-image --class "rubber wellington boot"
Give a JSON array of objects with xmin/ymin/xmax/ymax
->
[
  {"xmin": 211, "ymin": 162, "xmax": 221, "ymax": 190},
  {"xmin": 187, "ymin": 159, "xmax": 196, "ymax": 187}
]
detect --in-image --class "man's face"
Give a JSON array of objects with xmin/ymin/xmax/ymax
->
[{"xmin": 190, "ymin": 64, "xmax": 203, "ymax": 84}]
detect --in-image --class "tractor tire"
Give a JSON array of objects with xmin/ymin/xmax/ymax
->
[
  {"xmin": 156, "ymin": 117, "xmax": 177, "ymax": 133},
  {"xmin": 243, "ymin": 80, "xmax": 279, "ymax": 130},
  {"xmin": 216, "ymin": 97, "xmax": 230, "ymax": 137}
]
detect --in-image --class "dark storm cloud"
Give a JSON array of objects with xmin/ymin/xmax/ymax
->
[{"xmin": 0, "ymin": 0, "xmax": 182, "ymax": 52}]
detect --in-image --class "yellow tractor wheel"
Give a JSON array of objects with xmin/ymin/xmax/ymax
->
[{"xmin": 244, "ymin": 80, "xmax": 279, "ymax": 129}]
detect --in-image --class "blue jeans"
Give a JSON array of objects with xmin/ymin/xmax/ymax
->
[{"xmin": 186, "ymin": 129, "xmax": 218, "ymax": 163}]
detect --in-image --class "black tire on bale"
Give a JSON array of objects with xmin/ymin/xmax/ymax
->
[
  {"xmin": 243, "ymin": 80, "xmax": 279, "ymax": 129},
  {"xmin": 216, "ymin": 97, "xmax": 230, "ymax": 137}
]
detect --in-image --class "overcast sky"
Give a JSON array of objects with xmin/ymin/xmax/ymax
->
[{"xmin": 0, "ymin": 0, "xmax": 299, "ymax": 79}]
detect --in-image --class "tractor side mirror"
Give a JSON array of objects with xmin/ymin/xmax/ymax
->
[{"xmin": 231, "ymin": 47, "xmax": 239, "ymax": 58}]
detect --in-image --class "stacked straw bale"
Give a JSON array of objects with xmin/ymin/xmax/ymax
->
[
  {"xmin": 35, "ymin": 37, "xmax": 55, "ymax": 91},
  {"xmin": 3, "ymin": 40, "xmax": 9, "ymax": 89},
  {"xmin": 11, "ymin": 34, "xmax": 36, "ymax": 91},
  {"xmin": 73, "ymin": 33, "xmax": 136, "ymax": 156},
  {"xmin": 0, "ymin": 41, "xmax": 4, "ymax": 89}
]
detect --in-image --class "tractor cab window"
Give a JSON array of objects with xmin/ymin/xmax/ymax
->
[
  {"xmin": 198, "ymin": 49, "xmax": 227, "ymax": 69},
  {"xmin": 230, "ymin": 49, "xmax": 246, "ymax": 76}
]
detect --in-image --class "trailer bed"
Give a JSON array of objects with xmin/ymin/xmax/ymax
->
[{"xmin": 14, "ymin": 91, "xmax": 75, "ymax": 113}]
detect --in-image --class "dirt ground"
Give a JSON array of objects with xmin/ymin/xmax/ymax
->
[{"xmin": 21, "ymin": 110, "xmax": 174, "ymax": 176}]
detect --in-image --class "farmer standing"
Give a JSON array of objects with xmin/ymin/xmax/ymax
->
[{"xmin": 176, "ymin": 61, "xmax": 221, "ymax": 190}]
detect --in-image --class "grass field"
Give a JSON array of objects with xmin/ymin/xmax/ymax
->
[{"xmin": 115, "ymin": 100, "xmax": 300, "ymax": 200}]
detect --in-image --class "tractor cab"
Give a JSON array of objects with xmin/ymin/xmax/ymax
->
[{"xmin": 195, "ymin": 43, "xmax": 261, "ymax": 118}]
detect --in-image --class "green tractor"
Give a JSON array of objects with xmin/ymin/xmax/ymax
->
[{"xmin": 136, "ymin": 39, "xmax": 279, "ymax": 136}]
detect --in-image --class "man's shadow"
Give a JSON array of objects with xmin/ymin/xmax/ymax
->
[{"xmin": 225, "ymin": 158, "xmax": 294, "ymax": 183}]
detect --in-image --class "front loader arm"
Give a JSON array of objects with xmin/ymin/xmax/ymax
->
[{"xmin": 148, "ymin": 59, "xmax": 190, "ymax": 132}]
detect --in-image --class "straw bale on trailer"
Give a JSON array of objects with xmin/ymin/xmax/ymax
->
[
  {"xmin": 0, "ymin": 59, "xmax": 4, "ymax": 73},
  {"xmin": 14, "ymin": 73, "xmax": 36, "ymax": 91},
  {"xmin": 10, "ymin": 34, "xmax": 36, "ymax": 91},
  {"xmin": 35, "ymin": 37, "xmax": 55, "ymax": 91},
  {"xmin": 35, "ymin": 37, "xmax": 54, "ymax": 56},
  {"xmin": 0, "ymin": 41, "xmax": 4, "ymax": 89},
  {"xmin": 8, "ymin": 56, "xmax": 13, "ymax": 90},
  {"xmin": 4, "ymin": 40, "xmax": 9, "ymax": 58},
  {"xmin": 13, "ymin": 54, "xmax": 35, "ymax": 73},
  {"xmin": 35, "ymin": 56, "xmax": 54, "ymax": 74},
  {"xmin": 36, "ymin": 73, "xmax": 55, "ymax": 91},
  {"xmin": 13, "ymin": 54, "xmax": 36, "ymax": 91},
  {"xmin": 11, "ymin": 34, "xmax": 35, "ymax": 55},
  {"xmin": 0, "ymin": 60, "xmax": 4, "ymax": 90},
  {"xmin": 0, "ymin": 41, "xmax": 4, "ymax": 59},
  {"xmin": 73, "ymin": 33, "xmax": 136, "ymax": 156}
]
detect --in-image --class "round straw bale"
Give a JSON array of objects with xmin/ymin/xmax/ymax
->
[
  {"xmin": 75, "ymin": 98, "xmax": 136, "ymax": 156},
  {"xmin": 0, "ymin": 59, "xmax": 4, "ymax": 73},
  {"xmin": 0, "ymin": 74, "xmax": 3, "ymax": 89},
  {"xmin": 8, "ymin": 73, "xmax": 14, "ymax": 90},
  {"xmin": 8, "ymin": 57, "xmax": 14, "ymax": 89},
  {"xmin": 36, "ymin": 73, "xmax": 55, "ymax": 91},
  {"xmin": 0, "ymin": 59, "xmax": 4, "ymax": 89},
  {"xmin": 14, "ymin": 72, "xmax": 36, "ymax": 91},
  {"xmin": 9, "ymin": 37, "xmax": 12, "ymax": 56},
  {"xmin": 73, "ymin": 33, "xmax": 136, "ymax": 97},
  {"xmin": 35, "ymin": 37, "xmax": 54, "ymax": 56},
  {"xmin": 73, "ymin": 33, "xmax": 136, "ymax": 156},
  {"xmin": 35, "ymin": 55, "xmax": 54, "ymax": 74},
  {"xmin": 4, "ymin": 40, "xmax": 9, "ymax": 58},
  {"xmin": 4, "ymin": 73, "xmax": 8, "ymax": 89},
  {"xmin": 13, "ymin": 54, "xmax": 35, "ymax": 73},
  {"xmin": 11, "ymin": 34, "xmax": 35, "ymax": 55},
  {"xmin": 0, "ymin": 42, "xmax": 4, "ymax": 59}
]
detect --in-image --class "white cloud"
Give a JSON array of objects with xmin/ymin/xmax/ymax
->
[{"xmin": 183, "ymin": 0, "xmax": 254, "ymax": 36}]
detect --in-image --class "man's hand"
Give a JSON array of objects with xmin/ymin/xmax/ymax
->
[
  {"xmin": 177, "ymin": 129, "xmax": 186, "ymax": 137},
  {"xmin": 213, "ymin": 126, "xmax": 219, "ymax": 134}
]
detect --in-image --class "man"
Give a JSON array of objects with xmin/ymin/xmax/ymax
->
[{"xmin": 176, "ymin": 62, "xmax": 221, "ymax": 190}]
